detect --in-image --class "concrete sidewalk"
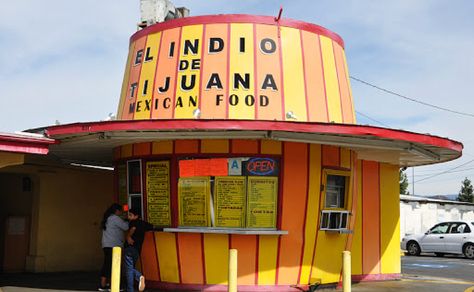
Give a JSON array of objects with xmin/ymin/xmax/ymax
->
[{"xmin": 1, "ymin": 272, "xmax": 473, "ymax": 291}]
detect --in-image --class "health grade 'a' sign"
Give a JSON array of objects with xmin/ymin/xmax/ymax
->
[{"xmin": 117, "ymin": 15, "xmax": 356, "ymax": 124}]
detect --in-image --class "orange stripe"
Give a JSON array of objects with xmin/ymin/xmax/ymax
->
[
  {"xmin": 174, "ymin": 140, "xmax": 199, "ymax": 154},
  {"xmin": 141, "ymin": 232, "xmax": 160, "ymax": 281},
  {"xmin": 177, "ymin": 233, "xmax": 204, "ymax": 284},
  {"xmin": 151, "ymin": 28, "xmax": 181, "ymax": 119},
  {"xmin": 121, "ymin": 144, "xmax": 133, "ymax": 158},
  {"xmin": 255, "ymin": 24, "xmax": 282, "ymax": 120},
  {"xmin": 113, "ymin": 147, "xmax": 121, "ymax": 160},
  {"xmin": 301, "ymin": 31, "xmax": 328, "ymax": 122},
  {"xmin": 133, "ymin": 142, "xmax": 152, "ymax": 156},
  {"xmin": 231, "ymin": 139, "xmax": 258, "ymax": 154},
  {"xmin": 278, "ymin": 142, "xmax": 308, "ymax": 284},
  {"xmin": 321, "ymin": 145, "xmax": 340, "ymax": 167},
  {"xmin": 230, "ymin": 235, "xmax": 257, "ymax": 285},
  {"xmin": 362, "ymin": 160, "xmax": 381, "ymax": 274},
  {"xmin": 333, "ymin": 42, "xmax": 353, "ymax": 124},
  {"xmin": 122, "ymin": 36, "xmax": 148, "ymax": 120},
  {"xmin": 200, "ymin": 24, "xmax": 228, "ymax": 119}
]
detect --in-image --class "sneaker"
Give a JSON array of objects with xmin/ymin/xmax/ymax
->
[
  {"xmin": 97, "ymin": 287, "xmax": 109, "ymax": 291},
  {"xmin": 138, "ymin": 275, "xmax": 146, "ymax": 291}
]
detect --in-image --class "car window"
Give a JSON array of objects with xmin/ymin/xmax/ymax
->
[
  {"xmin": 448, "ymin": 223, "xmax": 466, "ymax": 233},
  {"xmin": 430, "ymin": 223, "xmax": 450, "ymax": 234}
]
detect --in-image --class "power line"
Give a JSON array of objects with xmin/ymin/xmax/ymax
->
[
  {"xmin": 414, "ymin": 159, "xmax": 474, "ymax": 183},
  {"xmin": 412, "ymin": 166, "xmax": 474, "ymax": 178},
  {"xmin": 355, "ymin": 110, "xmax": 390, "ymax": 127},
  {"xmin": 350, "ymin": 76, "xmax": 474, "ymax": 118}
]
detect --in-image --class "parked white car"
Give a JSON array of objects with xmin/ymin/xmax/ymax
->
[{"xmin": 401, "ymin": 221, "xmax": 474, "ymax": 259}]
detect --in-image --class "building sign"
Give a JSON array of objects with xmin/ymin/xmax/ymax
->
[
  {"xmin": 243, "ymin": 158, "xmax": 279, "ymax": 176},
  {"xmin": 178, "ymin": 177, "xmax": 210, "ymax": 227},
  {"xmin": 246, "ymin": 176, "xmax": 278, "ymax": 228},
  {"xmin": 117, "ymin": 18, "xmax": 355, "ymax": 124},
  {"xmin": 214, "ymin": 176, "xmax": 247, "ymax": 227},
  {"xmin": 146, "ymin": 161, "xmax": 171, "ymax": 226}
]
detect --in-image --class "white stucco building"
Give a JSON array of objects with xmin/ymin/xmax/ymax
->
[{"xmin": 400, "ymin": 195, "xmax": 474, "ymax": 237}]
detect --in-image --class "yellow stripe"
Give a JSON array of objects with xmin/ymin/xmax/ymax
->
[
  {"xmin": 201, "ymin": 139, "xmax": 229, "ymax": 153},
  {"xmin": 261, "ymin": 140, "xmax": 282, "ymax": 155},
  {"xmin": 340, "ymin": 148, "xmax": 351, "ymax": 169},
  {"xmin": 351, "ymin": 160, "xmax": 363, "ymax": 275},
  {"xmin": 152, "ymin": 141, "xmax": 173, "ymax": 154},
  {"xmin": 299, "ymin": 144, "xmax": 322, "ymax": 284},
  {"xmin": 154, "ymin": 232, "xmax": 180, "ymax": 283},
  {"xmin": 464, "ymin": 285, "xmax": 474, "ymax": 291},
  {"xmin": 117, "ymin": 42, "xmax": 135, "ymax": 119},
  {"xmin": 228, "ymin": 23, "xmax": 255, "ymax": 119},
  {"xmin": 175, "ymin": 25, "xmax": 203, "ymax": 119},
  {"xmin": 320, "ymin": 36, "xmax": 342, "ymax": 123},
  {"xmin": 121, "ymin": 144, "xmax": 133, "ymax": 158},
  {"xmin": 203, "ymin": 234, "xmax": 229, "ymax": 284},
  {"xmin": 135, "ymin": 32, "xmax": 161, "ymax": 119},
  {"xmin": 380, "ymin": 163, "xmax": 401, "ymax": 274},
  {"xmin": 281, "ymin": 27, "xmax": 307, "ymax": 122},
  {"xmin": 342, "ymin": 52, "xmax": 356, "ymax": 123},
  {"xmin": 258, "ymin": 235, "xmax": 279, "ymax": 285}
]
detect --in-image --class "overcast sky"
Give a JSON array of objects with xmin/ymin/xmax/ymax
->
[{"xmin": 1, "ymin": 1, "xmax": 473, "ymax": 196}]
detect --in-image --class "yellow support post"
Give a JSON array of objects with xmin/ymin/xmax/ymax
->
[
  {"xmin": 228, "ymin": 249, "xmax": 238, "ymax": 292},
  {"xmin": 342, "ymin": 251, "xmax": 351, "ymax": 292},
  {"xmin": 111, "ymin": 247, "xmax": 122, "ymax": 292}
]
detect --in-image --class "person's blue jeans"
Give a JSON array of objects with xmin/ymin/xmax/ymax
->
[{"xmin": 124, "ymin": 246, "xmax": 142, "ymax": 292}]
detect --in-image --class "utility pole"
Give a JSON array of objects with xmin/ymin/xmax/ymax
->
[{"xmin": 412, "ymin": 167, "xmax": 415, "ymax": 195}]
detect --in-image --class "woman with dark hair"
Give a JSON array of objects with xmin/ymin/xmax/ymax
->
[{"xmin": 99, "ymin": 203, "xmax": 129, "ymax": 291}]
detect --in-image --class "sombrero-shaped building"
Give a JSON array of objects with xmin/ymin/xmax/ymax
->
[{"xmin": 3, "ymin": 12, "xmax": 462, "ymax": 291}]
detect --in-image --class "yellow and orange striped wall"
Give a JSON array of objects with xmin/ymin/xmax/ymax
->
[
  {"xmin": 116, "ymin": 15, "xmax": 355, "ymax": 124},
  {"xmin": 113, "ymin": 139, "xmax": 400, "ymax": 289}
]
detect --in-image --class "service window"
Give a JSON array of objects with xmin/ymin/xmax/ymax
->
[{"xmin": 178, "ymin": 157, "xmax": 279, "ymax": 229}]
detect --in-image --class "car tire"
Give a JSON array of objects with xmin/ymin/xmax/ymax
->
[
  {"xmin": 407, "ymin": 241, "xmax": 421, "ymax": 256},
  {"xmin": 463, "ymin": 243, "xmax": 474, "ymax": 259},
  {"xmin": 434, "ymin": 253, "xmax": 445, "ymax": 257}
]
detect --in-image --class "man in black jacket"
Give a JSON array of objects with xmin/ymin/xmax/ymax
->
[{"xmin": 125, "ymin": 208, "xmax": 153, "ymax": 292}]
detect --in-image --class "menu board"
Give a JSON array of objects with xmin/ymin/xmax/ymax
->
[
  {"xmin": 146, "ymin": 161, "xmax": 171, "ymax": 226},
  {"xmin": 214, "ymin": 177, "xmax": 247, "ymax": 227},
  {"xmin": 117, "ymin": 164, "xmax": 128, "ymax": 206},
  {"xmin": 246, "ymin": 176, "xmax": 278, "ymax": 228},
  {"xmin": 178, "ymin": 177, "xmax": 210, "ymax": 227}
]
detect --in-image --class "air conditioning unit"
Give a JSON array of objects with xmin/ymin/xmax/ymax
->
[{"xmin": 320, "ymin": 210, "xmax": 351, "ymax": 233}]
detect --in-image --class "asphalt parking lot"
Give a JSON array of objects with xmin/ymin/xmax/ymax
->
[
  {"xmin": 351, "ymin": 254, "xmax": 474, "ymax": 292},
  {"xmin": 0, "ymin": 254, "xmax": 473, "ymax": 291}
]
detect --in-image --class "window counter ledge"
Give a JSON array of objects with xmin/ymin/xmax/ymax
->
[{"xmin": 163, "ymin": 228, "xmax": 288, "ymax": 235}]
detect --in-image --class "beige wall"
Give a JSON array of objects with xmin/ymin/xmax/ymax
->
[
  {"xmin": 1, "ymin": 162, "xmax": 113, "ymax": 272},
  {"xmin": 32, "ymin": 167, "xmax": 113, "ymax": 272}
]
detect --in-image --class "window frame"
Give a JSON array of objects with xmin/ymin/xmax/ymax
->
[
  {"xmin": 321, "ymin": 169, "xmax": 351, "ymax": 211},
  {"xmin": 127, "ymin": 159, "xmax": 144, "ymax": 219}
]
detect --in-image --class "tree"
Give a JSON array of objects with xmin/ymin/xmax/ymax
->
[
  {"xmin": 458, "ymin": 177, "xmax": 474, "ymax": 203},
  {"xmin": 400, "ymin": 169, "xmax": 409, "ymax": 195}
]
